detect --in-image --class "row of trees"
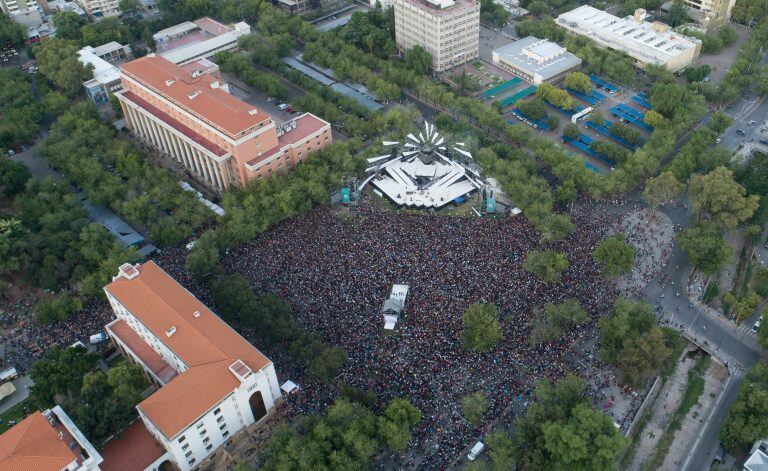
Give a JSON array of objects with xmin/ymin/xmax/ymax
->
[
  {"xmin": 720, "ymin": 360, "xmax": 768, "ymax": 451},
  {"xmin": 37, "ymin": 103, "xmax": 215, "ymax": 247},
  {"xmin": 258, "ymin": 397, "xmax": 420, "ymax": 469},
  {"xmin": 30, "ymin": 347, "xmax": 147, "ymax": 447}
]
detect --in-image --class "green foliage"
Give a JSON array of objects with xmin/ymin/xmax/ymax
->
[
  {"xmin": 0, "ymin": 158, "xmax": 31, "ymax": 196},
  {"xmin": 0, "ymin": 217, "xmax": 26, "ymax": 276},
  {"xmin": 529, "ymin": 298, "xmax": 588, "ymax": 345},
  {"xmin": 609, "ymin": 122, "xmax": 642, "ymax": 146},
  {"xmin": 752, "ymin": 267, "xmax": 768, "ymax": 297},
  {"xmin": 405, "ymin": 45, "xmax": 431, "ymax": 75},
  {"xmin": 590, "ymin": 140, "xmax": 630, "ymax": 164},
  {"xmin": 643, "ymin": 171, "xmax": 684, "ymax": 209},
  {"xmin": 564, "ymin": 71, "xmax": 591, "ymax": 93},
  {"xmin": 216, "ymin": 53, "xmax": 288, "ymax": 100},
  {"xmin": 0, "ymin": 68, "xmax": 45, "ymax": 149},
  {"xmin": 618, "ymin": 326, "xmax": 671, "ymax": 387},
  {"xmin": 523, "ymin": 249, "xmax": 569, "ymax": 283},
  {"xmin": 259, "ymin": 398, "xmax": 384, "ymax": 469},
  {"xmin": 516, "ymin": 375, "xmax": 627, "ymax": 469},
  {"xmin": 486, "ymin": 429, "xmax": 517, "ymax": 471},
  {"xmin": 480, "ymin": 0, "xmax": 511, "ymax": 26},
  {"xmin": 461, "ymin": 392, "xmax": 489, "ymax": 425},
  {"xmin": 733, "ymin": 291, "xmax": 762, "ymax": 322},
  {"xmin": 720, "ymin": 360, "xmax": 768, "ymax": 450},
  {"xmin": 536, "ymin": 82, "xmax": 576, "ymax": 110},
  {"xmin": 461, "ymin": 303, "xmax": 503, "ymax": 351},
  {"xmin": 677, "ymin": 221, "xmax": 732, "ymax": 275},
  {"xmin": 378, "ymin": 398, "xmax": 421, "ymax": 452},
  {"xmin": 689, "ymin": 167, "xmax": 760, "ymax": 229},
  {"xmin": 683, "ymin": 64, "xmax": 712, "ymax": 82},
  {"xmin": 734, "ymin": 151, "xmax": 768, "ymax": 196},
  {"xmin": 643, "ymin": 109, "xmax": 666, "ymax": 128},
  {"xmin": 681, "ymin": 26, "xmax": 738, "ymax": 54},
  {"xmin": 593, "ymin": 234, "xmax": 636, "ymax": 277},
  {"xmin": 289, "ymin": 336, "xmax": 347, "ymax": 382},
  {"xmin": 30, "ymin": 346, "xmax": 99, "ymax": 406},
  {"xmin": 666, "ymin": 127, "xmax": 730, "ymax": 180},
  {"xmin": 33, "ymin": 293, "xmax": 83, "ymax": 325},
  {"xmin": 52, "ymin": 12, "xmax": 87, "ymax": 41},
  {"xmin": 34, "ymin": 38, "xmax": 92, "ymax": 97},
  {"xmin": 563, "ymin": 123, "xmax": 580, "ymax": 141},
  {"xmin": 666, "ymin": 0, "xmax": 690, "ymax": 26},
  {"xmin": 703, "ymin": 281, "xmax": 720, "ymax": 304},
  {"xmin": 518, "ymin": 97, "xmax": 548, "ymax": 121},
  {"xmin": 0, "ymin": 12, "xmax": 26, "ymax": 44}
]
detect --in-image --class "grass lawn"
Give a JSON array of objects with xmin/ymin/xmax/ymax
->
[{"xmin": 0, "ymin": 398, "xmax": 36, "ymax": 434}]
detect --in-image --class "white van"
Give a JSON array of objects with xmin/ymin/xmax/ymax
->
[
  {"xmin": 467, "ymin": 442, "xmax": 485, "ymax": 461},
  {"xmin": 277, "ymin": 103, "xmax": 289, "ymax": 111},
  {"xmin": 90, "ymin": 332, "xmax": 108, "ymax": 344},
  {"xmin": 0, "ymin": 367, "xmax": 18, "ymax": 382}
]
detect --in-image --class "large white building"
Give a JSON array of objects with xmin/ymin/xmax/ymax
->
[
  {"xmin": 394, "ymin": 0, "xmax": 480, "ymax": 72},
  {"xmin": 103, "ymin": 262, "xmax": 281, "ymax": 471},
  {"xmin": 0, "ymin": 0, "xmax": 43, "ymax": 27},
  {"xmin": 153, "ymin": 17, "xmax": 251, "ymax": 66},
  {"xmin": 492, "ymin": 36, "xmax": 582, "ymax": 84},
  {"xmin": 78, "ymin": 42, "xmax": 131, "ymax": 105},
  {"xmin": 678, "ymin": 0, "xmax": 737, "ymax": 29},
  {"xmin": 556, "ymin": 6, "xmax": 702, "ymax": 71},
  {"xmin": 75, "ymin": 0, "xmax": 120, "ymax": 18}
]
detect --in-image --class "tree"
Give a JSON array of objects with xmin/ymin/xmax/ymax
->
[
  {"xmin": 644, "ymin": 109, "xmax": 666, "ymax": 128},
  {"xmin": 378, "ymin": 398, "xmax": 421, "ymax": 452},
  {"xmin": 33, "ymin": 293, "xmax": 83, "ymax": 324},
  {"xmin": 30, "ymin": 346, "xmax": 99, "ymax": 406},
  {"xmin": 593, "ymin": 234, "xmax": 636, "ymax": 277},
  {"xmin": 598, "ymin": 298, "xmax": 656, "ymax": 364},
  {"xmin": 486, "ymin": 429, "xmax": 517, "ymax": 471},
  {"xmin": 34, "ymin": 38, "xmax": 92, "ymax": 96},
  {"xmin": 523, "ymin": 250, "xmax": 569, "ymax": 283},
  {"xmin": 461, "ymin": 392, "xmax": 489, "ymax": 425},
  {"xmin": 0, "ymin": 218, "xmax": 26, "ymax": 276},
  {"xmin": 52, "ymin": 12, "xmax": 87, "ymax": 41},
  {"xmin": 405, "ymin": 45, "xmax": 432, "ymax": 75},
  {"xmin": 0, "ymin": 158, "xmax": 30, "ymax": 196},
  {"xmin": 689, "ymin": 167, "xmax": 760, "ymax": 229},
  {"xmin": 667, "ymin": 0, "xmax": 690, "ymax": 26},
  {"xmin": 733, "ymin": 291, "xmax": 762, "ymax": 322},
  {"xmin": 563, "ymin": 123, "xmax": 580, "ymax": 141},
  {"xmin": 119, "ymin": 0, "xmax": 139, "ymax": 12},
  {"xmin": 590, "ymin": 110, "xmax": 605, "ymax": 126},
  {"xmin": 752, "ymin": 266, "xmax": 768, "ymax": 297},
  {"xmin": 618, "ymin": 327, "xmax": 671, "ymax": 387},
  {"xmin": 461, "ymin": 303, "xmax": 503, "ymax": 351},
  {"xmin": 289, "ymin": 334, "xmax": 347, "ymax": 382},
  {"xmin": 564, "ymin": 71, "xmax": 592, "ymax": 93},
  {"xmin": 720, "ymin": 360, "xmax": 768, "ymax": 450},
  {"xmin": 537, "ymin": 82, "xmax": 576, "ymax": 110},
  {"xmin": 0, "ymin": 13, "xmax": 26, "ymax": 44},
  {"xmin": 529, "ymin": 299, "xmax": 588, "ymax": 345},
  {"xmin": 643, "ymin": 171, "xmax": 684, "ymax": 210},
  {"xmin": 677, "ymin": 222, "xmax": 732, "ymax": 275},
  {"xmin": 516, "ymin": 375, "xmax": 626, "ymax": 470},
  {"xmin": 650, "ymin": 82, "xmax": 685, "ymax": 118},
  {"xmin": 185, "ymin": 232, "xmax": 223, "ymax": 281},
  {"xmin": 518, "ymin": 97, "xmax": 548, "ymax": 121}
]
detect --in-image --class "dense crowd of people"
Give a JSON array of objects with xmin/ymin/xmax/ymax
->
[{"xmin": 203, "ymin": 198, "xmax": 618, "ymax": 469}]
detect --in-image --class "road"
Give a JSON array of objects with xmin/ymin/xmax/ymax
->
[
  {"xmin": 637, "ymin": 204, "xmax": 763, "ymax": 471},
  {"xmin": 720, "ymin": 92, "xmax": 768, "ymax": 154},
  {"xmin": 0, "ymin": 375, "xmax": 32, "ymax": 415}
]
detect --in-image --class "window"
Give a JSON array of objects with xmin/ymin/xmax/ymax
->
[
  {"xmin": 196, "ymin": 422, "xmax": 204, "ymax": 429},
  {"xmin": 188, "ymin": 458, "xmax": 196, "ymax": 466},
  {"xmin": 222, "ymin": 430, "xmax": 229, "ymax": 438},
  {"xmin": 214, "ymin": 407, "xmax": 221, "ymax": 415},
  {"xmin": 206, "ymin": 444, "xmax": 213, "ymax": 452},
  {"xmin": 203, "ymin": 437, "xmax": 210, "ymax": 445},
  {"xmin": 185, "ymin": 451, "xmax": 192, "ymax": 458},
  {"xmin": 182, "ymin": 443, "xmax": 189, "ymax": 451},
  {"xmin": 199, "ymin": 429, "xmax": 207, "ymax": 437},
  {"xmin": 217, "ymin": 416, "xmax": 224, "ymax": 423},
  {"xmin": 219, "ymin": 423, "xmax": 227, "ymax": 431},
  {"xmin": 178, "ymin": 435, "xmax": 186, "ymax": 444}
]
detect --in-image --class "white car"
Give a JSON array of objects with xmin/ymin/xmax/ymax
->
[
  {"xmin": 753, "ymin": 316, "xmax": 763, "ymax": 333},
  {"xmin": 715, "ymin": 138, "xmax": 722, "ymax": 144},
  {"xmin": 748, "ymin": 120, "xmax": 757, "ymax": 125}
]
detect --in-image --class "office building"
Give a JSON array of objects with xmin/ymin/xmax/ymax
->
[
  {"xmin": 556, "ymin": 6, "xmax": 701, "ymax": 71},
  {"xmin": 0, "ymin": 0, "xmax": 43, "ymax": 27},
  {"xmin": 394, "ymin": 0, "xmax": 480, "ymax": 72},
  {"xmin": 115, "ymin": 54, "xmax": 332, "ymax": 192},
  {"xmin": 677, "ymin": 0, "xmax": 737, "ymax": 30},
  {"xmin": 75, "ymin": 0, "xmax": 119, "ymax": 18},
  {"xmin": 44, "ymin": 0, "xmax": 87, "ymax": 17},
  {"xmin": 492, "ymin": 36, "xmax": 582, "ymax": 84},
  {"xmin": 153, "ymin": 18, "xmax": 250, "ymax": 66},
  {"xmin": 78, "ymin": 42, "xmax": 131, "ymax": 105},
  {"xmin": 0, "ymin": 406, "xmax": 103, "ymax": 470},
  {"xmin": 103, "ymin": 261, "xmax": 282, "ymax": 471}
]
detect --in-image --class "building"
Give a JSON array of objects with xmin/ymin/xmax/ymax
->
[
  {"xmin": 394, "ymin": 0, "xmax": 480, "ymax": 72},
  {"xmin": 153, "ymin": 18, "xmax": 250, "ymax": 66},
  {"xmin": 115, "ymin": 54, "xmax": 332, "ymax": 192},
  {"xmin": 103, "ymin": 262, "xmax": 282, "ymax": 471},
  {"xmin": 668, "ymin": 0, "xmax": 737, "ymax": 30},
  {"xmin": 74, "ymin": 0, "xmax": 119, "ymax": 18},
  {"xmin": 78, "ymin": 42, "xmax": 131, "ymax": 105},
  {"xmin": 1, "ymin": 0, "xmax": 43, "ymax": 27},
  {"xmin": 745, "ymin": 439, "xmax": 768, "ymax": 471},
  {"xmin": 556, "ymin": 6, "xmax": 701, "ymax": 72},
  {"xmin": 0, "ymin": 406, "xmax": 103, "ymax": 470},
  {"xmin": 492, "ymin": 36, "xmax": 582, "ymax": 85},
  {"xmin": 44, "ymin": 0, "xmax": 87, "ymax": 17}
]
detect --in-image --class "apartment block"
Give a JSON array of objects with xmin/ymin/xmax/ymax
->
[
  {"xmin": 0, "ymin": 406, "xmax": 103, "ymax": 470},
  {"xmin": 394, "ymin": 0, "xmax": 480, "ymax": 72},
  {"xmin": 0, "ymin": 0, "xmax": 43, "ymax": 27},
  {"xmin": 115, "ymin": 54, "xmax": 332, "ymax": 192},
  {"xmin": 102, "ymin": 262, "xmax": 281, "ymax": 471},
  {"xmin": 74, "ymin": 0, "xmax": 119, "ymax": 18}
]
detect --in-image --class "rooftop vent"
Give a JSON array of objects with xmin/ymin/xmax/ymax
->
[
  {"xmin": 166, "ymin": 326, "xmax": 177, "ymax": 337},
  {"xmin": 193, "ymin": 310, "xmax": 201, "ymax": 318},
  {"xmin": 210, "ymin": 81, "xmax": 220, "ymax": 89},
  {"xmin": 117, "ymin": 263, "xmax": 140, "ymax": 281},
  {"xmin": 188, "ymin": 90, "xmax": 201, "ymax": 100},
  {"xmin": 165, "ymin": 79, "xmax": 175, "ymax": 86},
  {"xmin": 248, "ymin": 109, "xmax": 259, "ymax": 115}
]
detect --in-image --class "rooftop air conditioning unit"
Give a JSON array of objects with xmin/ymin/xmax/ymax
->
[{"xmin": 166, "ymin": 326, "xmax": 177, "ymax": 337}]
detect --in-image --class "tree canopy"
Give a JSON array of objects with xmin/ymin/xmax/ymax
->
[
  {"xmin": 689, "ymin": 167, "xmax": 759, "ymax": 229},
  {"xmin": 461, "ymin": 303, "xmax": 503, "ymax": 351},
  {"xmin": 529, "ymin": 298, "xmax": 588, "ymax": 345},
  {"xmin": 643, "ymin": 171, "xmax": 684, "ymax": 210},
  {"xmin": 720, "ymin": 360, "xmax": 768, "ymax": 451},
  {"xmin": 593, "ymin": 234, "xmax": 636, "ymax": 277},
  {"xmin": 523, "ymin": 250, "xmax": 569, "ymax": 283},
  {"xmin": 676, "ymin": 221, "xmax": 732, "ymax": 275}
]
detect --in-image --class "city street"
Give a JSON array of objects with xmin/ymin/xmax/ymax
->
[{"xmin": 720, "ymin": 93, "xmax": 768, "ymax": 154}]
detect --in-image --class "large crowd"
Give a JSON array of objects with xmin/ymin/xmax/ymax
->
[{"xmin": 206, "ymin": 198, "xmax": 618, "ymax": 469}]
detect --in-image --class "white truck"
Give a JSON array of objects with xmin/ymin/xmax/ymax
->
[
  {"xmin": 90, "ymin": 332, "xmax": 108, "ymax": 344},
  {"xmin": 0, "ymin": 382, "xmax": 16, "ymax": 402},
  {"xmin": 467, "ymin": 442, "xmax": 485, "ymax": 461}
]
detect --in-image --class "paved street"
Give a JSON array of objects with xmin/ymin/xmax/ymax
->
[
  {"xmin": 721, "ymin": 93, "xmax": 768, "ymax": 154},
  {"xmin": 0, "ymin": 375, "xmax": 32, "ymax": 415},
  {"xmin": 637, "ymin": 204, "xmax": 764, "ymax": 471}
]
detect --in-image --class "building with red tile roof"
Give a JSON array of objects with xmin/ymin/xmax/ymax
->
[
  {"xmin": 115, "ymin": 54, "xmax": 332, "ymax": 192},
  {"xmin": 0, "ymin": 406, "xmax": 103, "ymax": 471},
  {"xmin": 103, "ymin": 262, "xmax": 280, "ymax": 471}
]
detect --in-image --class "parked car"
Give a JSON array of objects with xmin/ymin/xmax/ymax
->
[
  {"xmin": 753, "ymin": 315, "xmax": 763, "ymax": 333},
  {"xmin": 267, "ymin": 97, "xmax": 275, "ymax": 102},
  {"xmin": 277, "ymin": 103, "xmax": 289, "ymax": 111},
  {"xmin": 748, "ymin": 120, "xmax": 757, "ymax": 125},
  {"xmin": 737, "ymin": 128, "xmax": 746, "ymax": 135},
  {"xmin": 715, "ymin": 138, "xmax": 722, "ymax": 144}
]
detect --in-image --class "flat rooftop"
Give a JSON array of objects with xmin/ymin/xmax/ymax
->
[
  {"xmin": 79, "ymin": 46, "xmax": 122, "ymax": 85},
  {"xmin": 556, "ymin": 6, "xmax": 700, "ymax": 65},
  {"xmin": 493, "ymin": 36, "xmax": 582, "ymax": 79}
]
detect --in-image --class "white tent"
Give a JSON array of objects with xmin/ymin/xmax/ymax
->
[{"xmin": 280, "ymin": 380, "xmax": 299, "ymax": 395}]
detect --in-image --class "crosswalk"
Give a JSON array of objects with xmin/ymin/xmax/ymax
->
[{"xmin": 737, "ymin": 323, "xmax": 758, "ymax": 337}]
